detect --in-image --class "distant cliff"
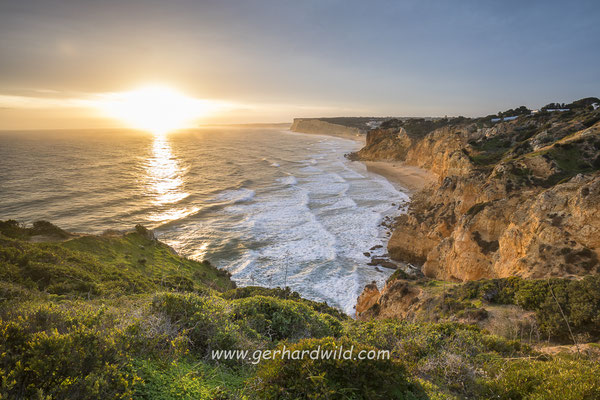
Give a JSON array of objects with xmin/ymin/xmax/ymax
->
[{"xmin": 290, "ymin": 118, "xmax": 364, "ymax": 137}]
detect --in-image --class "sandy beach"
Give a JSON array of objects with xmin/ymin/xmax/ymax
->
[
  {"xmin": 328, "ymin": 131, "xmax": 367, "ymax": 144},
  {"xmin": 298, "ymin": 130, "xmax": 367, "ymax": 145},
  {"xmin": 292, "ymin": 128, "xmax": 434, "ymax": 193},
  {"xmin": 363, "ymin": 161, "xmax": 437, "ymax": 193}
]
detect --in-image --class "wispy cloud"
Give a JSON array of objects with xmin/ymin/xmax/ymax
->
[{"xmin": 0, "ymin": 93, "xmax": 88, "ymax": 109}]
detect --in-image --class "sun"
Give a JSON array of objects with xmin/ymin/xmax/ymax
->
[{"xmin": 95, "ymin": 85, "xmax": 216, "ymax": 134}]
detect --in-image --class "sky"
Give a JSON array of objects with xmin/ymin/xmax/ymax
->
[{"xmin": 0, "ymin": 0, "xmax": 599, "ymax": 129}]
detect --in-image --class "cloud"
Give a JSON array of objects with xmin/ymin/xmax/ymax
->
[{"xmin": 0, "ymin": 93, "xmax": 88, "ymax": 109}]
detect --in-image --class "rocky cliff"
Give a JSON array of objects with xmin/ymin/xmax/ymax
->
[
  {"xmin": 290, "ymin": 118, "xmax": 364, "ymax": 137},
  {"xmin": 354, "ymin": 99, "xmax": 600, "ymax": 321}
]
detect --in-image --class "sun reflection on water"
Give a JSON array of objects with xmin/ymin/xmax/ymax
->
[{"xmin": 145, "ymin": 134, "xmax": 198, "ymax": 223}]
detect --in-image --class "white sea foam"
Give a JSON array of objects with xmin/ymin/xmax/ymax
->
[
  {"xmin": 214, "ymin": 188, "xmax": 256, "ymax": 204},
  {"xmin": 209, "ymin": 134, "xmax": 407, "ymax": 315},
  {"xmin": 298, "ymin": 165, "xmax": 322, "ymax": 173},
  {"xmin": 276, "ymin": 175, "xmax": 297, "ymax": 185}
]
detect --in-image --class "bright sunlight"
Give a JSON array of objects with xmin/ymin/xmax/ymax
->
[{"xmin": 95, "ymin": 85, "xmax": 222, "ymax": 134}]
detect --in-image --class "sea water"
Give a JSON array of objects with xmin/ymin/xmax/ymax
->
[{"xmin": 0, "ymin": 127, "xmax": 409, "ymax": 314}]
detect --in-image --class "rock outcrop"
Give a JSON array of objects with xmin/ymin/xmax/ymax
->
[
  {"xmin": 355, "ymin": 281, "xmax": 381, "ymax": 315},
  {"xmin": 355, "ymin": 127, "xmax": 415, "ymax": 160}
]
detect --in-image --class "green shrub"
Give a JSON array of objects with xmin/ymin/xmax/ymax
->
[
  {"xmin": 0, "ymin": 306, "xmax": 138, "ymax": 399},
  {"xmin": 387, "ymin": 268, "xmax": 413, "ymax": 282},
  {"xmin": 0, "ymin": 220, "xmax": 29, "ymax": 239},
  {"xmin": 30, "ymin": 220, "xmax": 73, "ymax": 238},
  {"xmin": 231, "ymin": 295, "xmax": 340, "ymax": 341},
  {"xmin": 151, "ymin": 292, "xmax": 242, "ymax": 356},
  {"xmin": 251, "ymin": 337, "xmax": 424, "ymax": 400},
  {"xmin": 223, "ymin": 285, "xmax": 347, "ymax": 320},
  {"xmin": 222, "ymin": 285, "xmax": 301, "ymax": 301},
  {"xmin": 344, "ymin": 321, "xmax": 525, "ymax": 397},
  {"xmin": 132, "ymin": 358, "xmax": 249, "ymax": 400},
  {"xmin": 452, "ymin": 276, "xmax": 600, "ymax": 342},
  {"xmin": 487, "ymin": 356, "xmax": 600, "ymax": 399},
  {"xmin": 0, "ymin": 281, "xmax": 32, "ymax": 302}
]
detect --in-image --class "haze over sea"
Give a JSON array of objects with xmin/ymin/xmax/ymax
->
[{"xmin": 0, "ymin": 127, "xmax": 408, "ymax": 314}]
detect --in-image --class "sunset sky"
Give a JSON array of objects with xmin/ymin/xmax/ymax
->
[{"xmin": 1, "ymin": 0, "xmax": 599, "ymax": 130}]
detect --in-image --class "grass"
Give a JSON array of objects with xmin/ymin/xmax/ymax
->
[
  {"xmin": 465, "ymin": 107, "xmax": 600, "ymax": 181},
  {"xmin": 132, "ymin": 357, "xmax": 251, "ymax": 400},
  {"xmin": 547, "ymin": 145, "xmax": 592, "ymax": 173},
  {"xmin": 468, "ymin": 136, "xmax": 514, "ymax": 166},
  {"xmin": 518, "ymin": 140, "xmax": 599, "ymax": 186},
  {"xmin": 64, "ymin": 232, "xmax": 233, "ymax": 291},
  {"xmin": 0, "ymin": 221, "xmax": 234, "ymax": 298}
]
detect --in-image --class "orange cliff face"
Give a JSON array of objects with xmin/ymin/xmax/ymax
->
[
  {"xmin": 355, "ymin": 282, "xmax": 380, "ymax": 315},
  {"xmin": 352, "ymin": 107, "xmax": 600, "ymax": 319},
  {"xmin": 356, "ymin": 278, "xmax": 424, "ymax": 321}
]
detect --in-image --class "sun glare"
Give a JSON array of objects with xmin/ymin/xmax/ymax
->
[{"xmin": 95, "ymin": 85, "xmax": 217, "ymax": 134}]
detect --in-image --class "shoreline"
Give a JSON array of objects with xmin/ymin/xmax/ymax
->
[
  {"xmin": 288, "ymin": 127, "xmax": 435, "ymax": 285},
  {"xmin": 362, "ymin": 161, "xmax": 436, "ymax": 193},
  {"xmin": 288, "ymin": 128, "xmax": 435, "ymax": 194},
  {"xmin": 288, "ymin": 128, "xmax": 367, "ymax": 145}
]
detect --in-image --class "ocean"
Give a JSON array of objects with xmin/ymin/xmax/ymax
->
[{"xmin": 0, "ymin": 127, "xmax": 409, "ymax": 314}]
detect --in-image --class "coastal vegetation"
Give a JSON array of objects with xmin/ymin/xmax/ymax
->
[
  {"xmin": 2, "ymin": 221, "xmax": 600, "ymax": 399},
  {"xmin": 373, "ymin": 273, "xmax": 600, "ymax": 345}
]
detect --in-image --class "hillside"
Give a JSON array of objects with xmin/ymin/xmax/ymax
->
[
  {"xmin": 2, "ymin": 220, "xmax": 600, "ymax": 399},
  {"xmin": 352, "ymin": 99, "xmax": 600, "ymax": 340}
]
